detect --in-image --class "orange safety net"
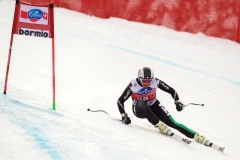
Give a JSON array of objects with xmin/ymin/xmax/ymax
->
[{"xmin": 21, "ymin": 0, "xmax": 240, "ymax": 43}]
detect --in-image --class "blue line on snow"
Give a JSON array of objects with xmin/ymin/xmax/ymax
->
[
  {"xmin": 12, "ymin": 100, "xmax": 62, "ymax": 160},
  {"xmin": 56, "ymin": 29, "xmax": 240, "ymax": 87},
  {"xmin": 0, "ymin": 95, "xmax": 62, "ymax": 160}
]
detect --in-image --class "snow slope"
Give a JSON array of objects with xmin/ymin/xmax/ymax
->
[{"xmin": 1, "ymin": 0, "xmax": 240, "ymax": 159}]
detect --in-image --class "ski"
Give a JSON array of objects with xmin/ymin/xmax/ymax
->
[
  {"xmin": 194, "ymin": 140, "xmax": 225, "ymax": 153},
  {"xmin": 206, "ymin": 141, "xmax": 225, "ymax": 153},
  {"xmin": 167, "ymin": 132, "xmax": 225, "ymax": 153},
  {"xmin": 211, "ymin": 143, "xmax": 225, "ymax": 152},
  {"xmin": 169, "ymin": 132, "xmax": 192, "ymax": 145}
]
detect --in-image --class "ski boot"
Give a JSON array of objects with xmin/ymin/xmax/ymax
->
[
  {"xmin": 193, "ymin": 133, "xmax": 211, "ymax": 146},
  {"xmin": 155, "ymin": 121, "xmax": 173, "ymax": 136}
]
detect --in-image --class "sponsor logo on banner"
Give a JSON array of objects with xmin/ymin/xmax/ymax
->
[
  {"xmin": 19, "ymin": 4, "xmax": 48, "ymax": 25},
  {"xmin": 18, "ymin": 28, "xmax": 49, "ymax": 38}
]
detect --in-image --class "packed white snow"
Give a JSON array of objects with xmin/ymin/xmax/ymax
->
[{"xmin": 1, "ymin": 0, "xmax": 240, "ymax": 159}]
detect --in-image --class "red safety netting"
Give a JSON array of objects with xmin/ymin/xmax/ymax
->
[{"xmin": 22, "ymin": 0, "xmax": 240, "ymax": 43}]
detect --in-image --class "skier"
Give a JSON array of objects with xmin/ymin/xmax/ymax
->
[{"xmin": 117, "ymin": 67, "xmax": 209, "ymax": 146}]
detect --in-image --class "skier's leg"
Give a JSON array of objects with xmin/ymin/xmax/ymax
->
[
  {"xmin": 133, "ymin": 100, "xmax": 159, "ymax": 125},
  {"xmin": 167, "ymin": 115, "xmax": 196, "ymax": 138},
  {"xmin": 150, "ymin": 102, "xmax": 196, "ymax": 138},
  {"xmin": 169, "ymin": 116, "xmax": 209, "ymax": 144},
  {"xmin": 151, "ymin": 102, "xmax": 209, "ymax": 144},
  {"xmin": 168, "ymin": 116, "xmax": 209, "ymax": 144},
  {"xmin": 134, "ymin": 100, "xmax": 171, "ymax": 134}
]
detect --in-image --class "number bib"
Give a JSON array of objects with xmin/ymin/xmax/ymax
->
[{"xmin": 131, "ymin": 79, "xmax": 157, "ymax": 106}]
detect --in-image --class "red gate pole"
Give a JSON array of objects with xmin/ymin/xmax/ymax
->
[
  {"xmin": 52, "ymin": 32, "xmax": 56, "ymax": 110},
  {"xmin": 3, "ymin": 0, "xmax": 19, "ymax": 94},
  {"xmin": 3, "ymin": 34, "xmax": 14, "ymax": 95},
  {"xmin": 50, "ymin": 0, "xmax": 56, "ymax": 110}
]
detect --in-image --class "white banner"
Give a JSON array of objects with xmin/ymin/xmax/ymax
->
[{"xmin": 18, "ymin": 28, "xmax": 49, "ymax": 38}]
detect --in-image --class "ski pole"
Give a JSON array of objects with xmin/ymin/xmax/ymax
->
[
  {"xmin": 183, "ymin": 103, "xmax": 204, "ymax": 107},
  {"xmin": 87, "ymin": 108, "xmax": 109, "ymax": 115},
  {"xmin": 87, "ymin": 108, "xmax": 121, "ymax": 122},
  {"xmin": 182, "ymin": 103, "xmax": 204, "ymax": 110}
]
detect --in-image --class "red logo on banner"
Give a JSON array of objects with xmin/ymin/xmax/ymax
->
[{"xmin": 20, "ymin": 10, "xmax": 28, "ymax": 18}]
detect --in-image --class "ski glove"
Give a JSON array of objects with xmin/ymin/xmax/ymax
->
[
  {"xmin": 175, "ymin": 100, "xmax": 184, "ymax": 111},
  {"xmin": 121, "ymin": 113, "xmax": 131, "ymax": 124}
]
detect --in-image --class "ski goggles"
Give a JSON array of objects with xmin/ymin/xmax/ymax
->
[
  {"xmin": 140, "ymin": 78, "xmax": 152, "ymax": 83},
  {"xmin": 140, "ymin": 78, "xmax": 153, "ymax": 83}
]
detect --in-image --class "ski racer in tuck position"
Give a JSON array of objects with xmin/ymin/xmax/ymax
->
[{"xmin": 117, "ymin": 67, "xmax": 210, "ymax": 146}]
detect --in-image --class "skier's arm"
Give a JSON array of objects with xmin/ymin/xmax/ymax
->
[
  {"xmin": 117, "ymin": 82, "xmax": 132, "ymax": 114},
  {"xmin": 156, "ymin": 78, "xmax": 179, "ymax": 101}
]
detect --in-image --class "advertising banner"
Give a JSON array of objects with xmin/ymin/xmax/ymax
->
[{"xmin": 11, "ymin": 1, "xmax": 54, "ymax": 38}]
